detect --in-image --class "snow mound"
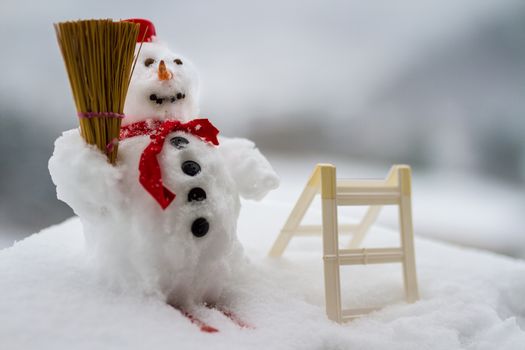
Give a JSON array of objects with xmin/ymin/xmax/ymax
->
[{"xmin": 1, "ymin": 209, "xmax": 525, "ymax": 349}]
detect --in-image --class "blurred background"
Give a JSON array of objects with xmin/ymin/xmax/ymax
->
[{"xmin": 0, "ymin": 0, "xmax": 524, "ymax": 257}]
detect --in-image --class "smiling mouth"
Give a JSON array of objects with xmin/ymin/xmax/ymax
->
[{"xmin": 149, "ymin": 93, "xmax": 186, "ymax": 105}]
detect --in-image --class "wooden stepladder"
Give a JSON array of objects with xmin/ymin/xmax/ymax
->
[{"xmin": 269, "ymin": 164, "xmax": 419, "ymax": 323}]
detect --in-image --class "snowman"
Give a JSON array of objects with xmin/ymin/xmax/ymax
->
[{"xmin": 49, "ymin": 19, "xmax": 279, "ymax": 332}]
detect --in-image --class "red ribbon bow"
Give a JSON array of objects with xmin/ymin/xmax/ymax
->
[{"xmin": 119, "ymin": 118, "xmax": 219, "ymax": 209}]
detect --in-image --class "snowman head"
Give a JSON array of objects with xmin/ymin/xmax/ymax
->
[{"xmin": 123, "ymin": 21, "xmax": 200, "ymax": 125}]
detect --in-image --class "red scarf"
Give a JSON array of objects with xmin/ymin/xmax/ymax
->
[{"xmin": 119, "ymin": 118, "xmax": 219, "ymax": 209}]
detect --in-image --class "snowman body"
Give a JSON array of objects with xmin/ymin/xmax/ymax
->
[
  {"xmin": 125, "ymin": 130, "xmax": 243, "ymax": 305},
  {"xmin": 51, "ymin": 128, "xmax": 256, "ymax": 305}
]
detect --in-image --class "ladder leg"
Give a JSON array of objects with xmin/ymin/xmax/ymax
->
[
  {"xmin": 398, "ymin": 167, "xmax": 419, "ymax": 302},
  {"xmin": 320, "ymin": 165, "xmax": 342, "ymax": 323},
  {"xmin": 268, "ymin": 182, "xmax": 319, "ymax": 257}
]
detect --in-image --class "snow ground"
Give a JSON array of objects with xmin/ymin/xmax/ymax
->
[{"xmin": 1, "ymin": 193, "xmax": 525, "ymax": 349}]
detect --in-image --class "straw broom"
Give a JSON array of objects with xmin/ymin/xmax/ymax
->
[{"xmin": 54, "ymin": 19, "xmax": 140, "ymax": 164}]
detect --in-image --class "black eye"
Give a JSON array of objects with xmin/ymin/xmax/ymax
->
[
  {"xmin": 174, "ymin": 58, "xmax": 183, "ymax": 65},
  {"xmin": 144, "ymin": 58, "xmax": 155, "ymax": 67}
]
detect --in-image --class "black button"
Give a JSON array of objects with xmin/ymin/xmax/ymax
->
[
  {"xmin": 182, "ymin": 160, "xmax": 201, "ymax": 176},
  {"xmin": 191, "ymin": 218, "xmax": 209, "ymax": 237},
  {"xmin": 170, "ymin": 136, "xmax": 189, "ymax": 149},
  {"xmin": 188, "ymin": 187, "xmax": 206, "ymax": 202}
]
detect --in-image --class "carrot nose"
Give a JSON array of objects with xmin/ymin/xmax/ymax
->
[{"xmin": 158, "ymin": 60, "xmax": 173, "ymax": 81}]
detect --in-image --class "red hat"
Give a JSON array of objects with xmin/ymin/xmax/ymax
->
[{"xmin": 122, "ymin": 18, "xmax": 156, "ymax": 43}]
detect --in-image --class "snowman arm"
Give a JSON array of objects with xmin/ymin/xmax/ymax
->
[
  {"xmin": 48, "ymin": 129, "xmax": 123, "ymax": 217},
  {"xmin": 218, "ymin": 136, "xmax": 279, "ymax": 200}
]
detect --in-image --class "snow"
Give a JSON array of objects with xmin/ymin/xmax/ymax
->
[
  {"xmin": 1, "ymin": 196, "xmax": 524, "ymax": 349},
  {"xmin": 3, "ymin": 11, "xmax": 524, "ymax": 347}
]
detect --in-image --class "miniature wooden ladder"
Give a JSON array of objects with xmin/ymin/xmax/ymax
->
[{"xmin": 268, "ymin": 164, "xmax": 419, "ymax": 323}]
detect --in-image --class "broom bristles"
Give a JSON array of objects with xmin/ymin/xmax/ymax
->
[{"xmin": 54, "ymin": 19, "xmax": 139, "ymax": 164}]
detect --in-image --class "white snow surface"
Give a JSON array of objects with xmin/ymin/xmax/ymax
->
[{"xmin": 1, "ymin": 198, "xmax": 525, "ymax": 349}]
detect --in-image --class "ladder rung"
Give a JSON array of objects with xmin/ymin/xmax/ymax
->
[
  {"xmin": 341, "ymin": 307, "xmax": 380, "ymax": 321},
  {"xmin": 337, "ymin": 193, "xmax": 400, "ymax": 206},
  {"xmin": 281, "ymin": 224, "xmax": 359, "ymax": 236},
  {"xmin": 324, "ymin": 247, "xmax": 404, "ymax": 265},
  {"xmin": 336, "ymin": 183, "xmax": 399, "ymax": 194}
]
